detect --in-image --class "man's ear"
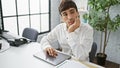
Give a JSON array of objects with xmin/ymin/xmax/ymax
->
[
  {"xmin": 77, "ymin": 12, "xmax": 79, "ymax": 17},
  {"xmin": 60, "ymin": 16, "xmax": 64, "ymax": 23}
]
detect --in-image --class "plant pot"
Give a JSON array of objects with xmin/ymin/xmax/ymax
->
[{"xmin": 96, "ymin": 53, "xmax": 107, "ymax": 66}]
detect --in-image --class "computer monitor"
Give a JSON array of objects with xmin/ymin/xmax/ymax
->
[
  {"xmin": 0, "ymin": 0, "xmax": 4, "ymax": 35},
  {"xmin": 0, "ymin": 13, "xmax": 3, "ymax": 35},
  {"xmin": 0, "ymin": 13, "xmax": 2, "ymax": 34}
]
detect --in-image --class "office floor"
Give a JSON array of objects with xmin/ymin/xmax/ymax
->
[
  {"xmin": 105, "ymin": 60, "xmax": 119, "ymax": 68},
  {"xmin": 93, "ymin": 58, "xmax": 120, "ymax": 68}
]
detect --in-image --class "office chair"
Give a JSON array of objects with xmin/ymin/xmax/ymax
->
[
  {"xmin": 89, "ymin": 42, "xmax": 97, "ymax": 62},
  {"xmin": 22, "ymin": 28, "xmax": 39, "ymax": 42}
]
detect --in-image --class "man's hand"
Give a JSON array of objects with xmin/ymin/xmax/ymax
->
[
  {"xmin": 45, "ymin": 47, "xmax": 58, "ymax": 57},
  {"xmin": 68, "ymin": 16, "xmax": 80, "ymax": 33}
]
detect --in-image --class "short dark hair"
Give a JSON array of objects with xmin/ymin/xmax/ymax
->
[{"xmin": 59, "ymin": 0, "xmax": 78, "ymax": 15}]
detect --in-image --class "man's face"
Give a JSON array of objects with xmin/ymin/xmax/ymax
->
[{"xmin": 61, "ymin": 8, "xmax": 79, "ymax": 28}]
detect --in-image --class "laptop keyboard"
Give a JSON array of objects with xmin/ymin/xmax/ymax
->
[{"xmin": 2, "ymin": 33, "xmax": 17, "ymax": 39}]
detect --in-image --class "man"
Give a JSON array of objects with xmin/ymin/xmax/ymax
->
[{"xmin": 40, "ymin": 0, "xmax": 93, "ymax": 61}]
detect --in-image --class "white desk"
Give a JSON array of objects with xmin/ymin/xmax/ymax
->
[
  {"xmin": 0, "ymin": 39, "xmax": 10, "ymax": 53},
  {"xmin": 0, "ymin": 40, "xmax": 104, "ymax": 68}
]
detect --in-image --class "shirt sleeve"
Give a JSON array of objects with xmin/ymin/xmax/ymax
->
[
  {"xmin": 40, "ymin": 26, "xmax": 58, "ymax": 50},
  {"xmin": 67, "ymin": 26, "xmax": 93, "ymax": 61}
]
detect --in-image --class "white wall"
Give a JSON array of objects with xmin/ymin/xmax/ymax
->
[
  {"xmin": 50, "ymin": 0, "xmax": 61, "ymax": 29},
  {"xmin": 74, "ymin": 0, "xmax": 88, "ymax": 10},
  {"xmin": 37, "ymin": 0, "xmax": 61, "ymax": 42}
]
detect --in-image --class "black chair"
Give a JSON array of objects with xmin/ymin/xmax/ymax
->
[
  {"xmin": 89, "ymin": 42, "xmax": 97, "ymax": 62},
  {"xmin": 22, "ymin": 28, "xmax": 39, "ymax": 42}
]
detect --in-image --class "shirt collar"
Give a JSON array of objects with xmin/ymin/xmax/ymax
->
[{"xmin": 63, "ymin": 23, "xmax": 67, "ymax": 31}]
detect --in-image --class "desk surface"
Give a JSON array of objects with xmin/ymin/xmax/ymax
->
[
  {"xmin": 0, "ymin": 41, "xmax": 54, "ymax": 68},
  {"xmin": 0, "ymin": 40, "xmax": 104, "ymax": 68}
]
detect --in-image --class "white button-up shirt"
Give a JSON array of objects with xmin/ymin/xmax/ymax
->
[{"xmin": 40, "ymin": 22, "xmax": 93, "ymax": 61}]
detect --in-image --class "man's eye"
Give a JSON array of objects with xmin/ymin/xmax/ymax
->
[
  {"xmin": 62, "ymin": 13, "xmax": 67, "ymax": 16},
  {"xmin": 70, "ymin": 11, "xmax": 75, "ymax": 14}
]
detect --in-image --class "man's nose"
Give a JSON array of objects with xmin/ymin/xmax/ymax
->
[{"xmin": 68, "ymin": 14, "xmax": 73, "ymax": 20}]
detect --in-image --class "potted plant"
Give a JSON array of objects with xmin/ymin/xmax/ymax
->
[{"xmin": 83, "ymin": 0, "xmax": 120, "ymax": 66}]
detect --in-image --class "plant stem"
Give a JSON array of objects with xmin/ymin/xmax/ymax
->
[
  {"xmin": 99, "ymin": 31, "xmax": 103, "ymax": 53},
  {"xmin": 103, "ymin": 6, "xmax": 110, "ymax": 54},
  {"xmin": 103, "ymin": 27, "xmax": 107, "ymax": 54},
  {"xmin": 106, "ymin": 31, "xmax": 111, "ymax": 44}
]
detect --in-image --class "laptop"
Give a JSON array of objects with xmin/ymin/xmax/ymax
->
[
  {"xmin": 33, "ymin": 50, "xmax": 71, "ymax": 66},
  {"xmin": 1, "ymin": 32, "xmax": 17, "ymax": 39}
]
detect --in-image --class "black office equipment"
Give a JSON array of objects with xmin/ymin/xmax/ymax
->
[
  {"xmin": 1, "ymin": 32, "xmax": 28, "ymax": 47},
  {"xmin": 8, "ymin": 38, "xmax": 28, "ymax": 47},
  {"xmin": 0, "ymin": 28, "xmax": 2, "ymax": 35},
  {"xmin": 0, "ymin": 43, "xmax": 1, "ymax": 50}
]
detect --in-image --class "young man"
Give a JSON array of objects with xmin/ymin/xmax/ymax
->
[{"xmin": 40, "ymin": 0, "xmax": 93, "ymax": 61}]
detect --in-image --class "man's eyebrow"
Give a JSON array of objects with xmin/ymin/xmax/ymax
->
[
  {"xmin": 69, "ymin": 8, "xmax": 75, "ymax": 12},
  {"xmin": 61, "ymin": 8, "xmax": 75, "ymax": 14}
]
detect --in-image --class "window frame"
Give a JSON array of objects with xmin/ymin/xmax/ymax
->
[{"xmin": 0, "ymin": 0, "xmax": 51, "ymax": 35}]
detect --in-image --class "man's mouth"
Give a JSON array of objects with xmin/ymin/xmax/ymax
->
[{"xmin": 68, "ymin": 21, "xmax": 74, "ymax": 25}]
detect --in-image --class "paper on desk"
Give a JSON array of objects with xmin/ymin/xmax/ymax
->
[{"xmin": 56, "ymin": 60, "xmax": 89, "ymax": 68}]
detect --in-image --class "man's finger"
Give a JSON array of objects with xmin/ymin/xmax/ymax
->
[
  {"xmin": 46, "ymin": 47, "xmax": 57, "ymax": 57},
  {"xmin": 53, "ymin": 50, "xmax": 58, "ymax": 57},
  {"xmin": 49, "ymin": 48, "xmax": 53, "ymax": 56}
]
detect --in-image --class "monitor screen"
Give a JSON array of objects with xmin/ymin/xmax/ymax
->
[
  {"xmin": 0, "ymin": 12, "xmax": 2, "ymax": 34},
  {"xmin": 0, "ymin": 10, "xmax": 3, "ymax": 34},
  {"xmin": 0, "ymin": 1, "xmax": 4, "ymax": 34}
]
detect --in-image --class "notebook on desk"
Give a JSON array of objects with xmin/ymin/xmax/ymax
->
[
  {"xmin": 33, "ymin": 50, "xmax": 71, "ymax": 66},
  {"xmin": 56, "ymin": 60, "xmax": 89, "ymax": 68}
]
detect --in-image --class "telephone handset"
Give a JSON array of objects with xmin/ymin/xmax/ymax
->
[
  {"xmin": 8, "ymin": 38, "xmax": 28, "ymax": 47},
  {"xmin": 15, "ymin": 38, "xmax": 28, "ymax": 43}
]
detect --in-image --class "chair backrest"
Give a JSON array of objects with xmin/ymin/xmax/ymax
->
[
  {"xmin": 22, "ymin": 28, "xmax": 39, "ymax": 42},
  {"xmin": 89, "ymin": 42, "xmax": 97, "ymax": 62}
]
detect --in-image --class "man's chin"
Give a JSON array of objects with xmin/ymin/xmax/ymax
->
[
  {"xmin": 69, "ymin": 23, "xmax": 74, "ymax": 25},
  {"xmin": 67, "ymin": 24, "xmax": 73, "ymax": 27}
]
